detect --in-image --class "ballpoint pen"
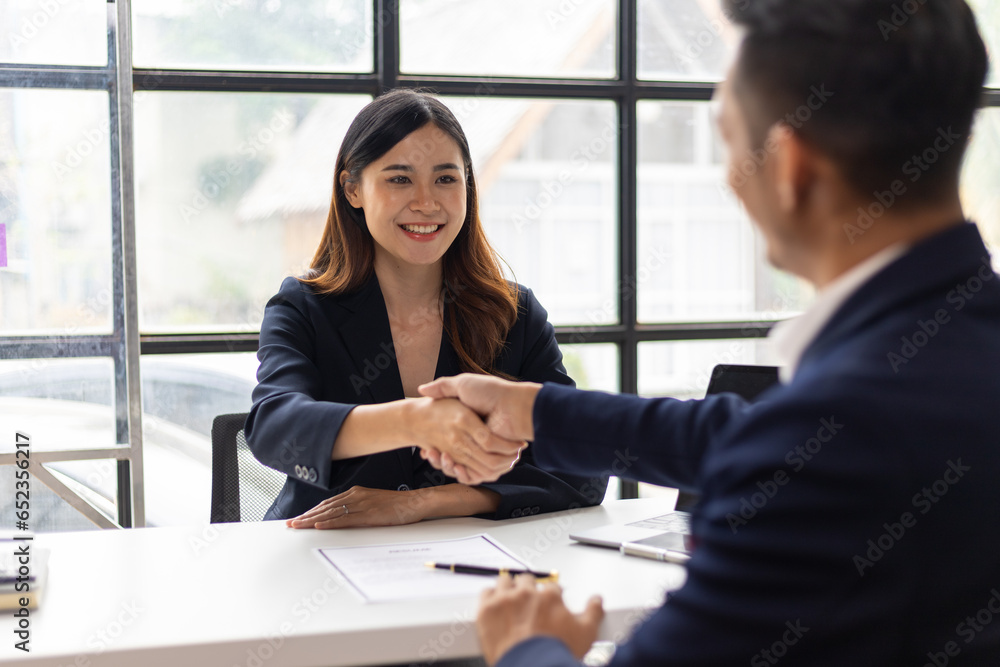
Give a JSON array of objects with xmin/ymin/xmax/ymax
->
[{"xmin": 425, "ymin": 562, "xmax": 559, "ymax": 582}]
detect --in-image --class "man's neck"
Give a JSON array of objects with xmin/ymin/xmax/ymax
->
[{"xmin": 805, "ymin": 197, "xmax": 966, "ymax": 289}]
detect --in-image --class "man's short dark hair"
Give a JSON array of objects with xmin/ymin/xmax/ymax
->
[{"xmin": 724, "ymin": 0, "xmax": 988, "ymax": 203}]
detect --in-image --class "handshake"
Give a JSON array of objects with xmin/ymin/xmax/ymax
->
[{"xmin": 413, "ymin": 374, "xmax": 544, "ymax": 486}]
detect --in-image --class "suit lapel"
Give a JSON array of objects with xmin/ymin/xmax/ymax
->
[
  {"xmin": 434, "ymin": 302, "xmax": 462, "ymax": 378},
  {"xmin": 337, "ymin": 276, "xmax": 405, "ymax": 406},
  {"xmin": 338, "ymin": 275, "xmax": 448, "ymax": 480}
]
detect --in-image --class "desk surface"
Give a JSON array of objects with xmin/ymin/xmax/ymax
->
[{"xmin": 2, "ymin": 496, "xmax": 685, "ymax": 667}]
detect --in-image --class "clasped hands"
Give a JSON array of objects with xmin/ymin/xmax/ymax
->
[
  {"xmin": 415, "ymin": 373, "xmax": 541, "ymax": 486},
  {"xmin": 421, "ymin": 375, "xmax": 605, "ymax": 666}
]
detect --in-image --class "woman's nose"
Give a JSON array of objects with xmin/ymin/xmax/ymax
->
[{"xmin": 410, "ymin": 183, "xmax": 439, "ymax": 213}]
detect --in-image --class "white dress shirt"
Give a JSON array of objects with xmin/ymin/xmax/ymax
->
[{"xmin": 769, "ymin": 244, "xmax": 909, "ymax": 383}]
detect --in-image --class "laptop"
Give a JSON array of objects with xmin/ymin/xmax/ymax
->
[{"xmin": 568, "ymin": 364, "xmax": 780, "ymax": 559}]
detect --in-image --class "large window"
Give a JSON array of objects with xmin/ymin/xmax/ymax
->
[{"xmin": 2, "ymin": 0, "xmax": 999, "ymax": 529}]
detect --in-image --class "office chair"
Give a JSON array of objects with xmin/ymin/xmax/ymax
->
[{"xmin": 210, "ymin": 413, "xmax": 286, "ymax": 523}]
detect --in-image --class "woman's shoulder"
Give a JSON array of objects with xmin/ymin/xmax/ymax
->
[
  {"xmin": 508, "ymin": 281, "xmax": 547, "ymax": 316},
  {"xmin": 505, "ymin": 281, "xmax": 556, "ymax": 336},
  {"xmin": 271, "ymin": 275, "xmax": 320, "ymax": 305}
]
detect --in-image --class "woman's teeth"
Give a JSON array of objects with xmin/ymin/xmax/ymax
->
[{"xmin": 401, "ymin": 224, "xmax": 441, "ymax": 234}]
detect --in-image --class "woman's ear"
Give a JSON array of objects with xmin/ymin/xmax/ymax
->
[{"xmin": 340, "ymin": 171, "xmax": 362, "ymax": 208}]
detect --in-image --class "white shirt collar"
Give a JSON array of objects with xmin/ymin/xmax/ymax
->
[{"xmin": 769, "ymin": 244, "xmax": 909, "ymax": 383}]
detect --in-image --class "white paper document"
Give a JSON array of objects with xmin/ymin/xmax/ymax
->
[{"xmin": 315, "ymin": 534, "xmax": 529, "ymax": 603}]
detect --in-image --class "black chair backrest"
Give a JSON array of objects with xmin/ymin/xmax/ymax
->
[{"xmin": 210, "ymin": 413, "xmax": 286, "ymax": 523}]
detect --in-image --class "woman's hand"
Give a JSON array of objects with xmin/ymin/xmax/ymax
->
[
  {"xmin": 286, "ymin": 484, "xmax": 502, "ymax": 529},
  {"xmin": 406, "ymin": 397, "xmax": 526, "ymax": 483},
  {"xmin": 287, "ymin": 486, "xmax": 431, "ymax": 529}
]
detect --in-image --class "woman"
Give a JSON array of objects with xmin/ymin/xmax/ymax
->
[{"xmin": 245, "ymin": 89, "xmax": 606, "ymax": 528}]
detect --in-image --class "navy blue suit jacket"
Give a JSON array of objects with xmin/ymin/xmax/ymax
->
[
  {"xmin": 244, "ymin": 275, "xmax": 607, "ymax": 521},
  {"xmin": 501, "ymin": 223, "xmax": 1000, "ymax": 666}
]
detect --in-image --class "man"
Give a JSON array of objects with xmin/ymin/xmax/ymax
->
[{"xmin": 420, "ymin": 0, "xmax": 1000, "ymax": 664}]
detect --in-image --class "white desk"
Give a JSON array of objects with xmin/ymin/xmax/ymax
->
[{"xmin": 2, "ymin": 497, "xmax": 686, "ymax": 667}]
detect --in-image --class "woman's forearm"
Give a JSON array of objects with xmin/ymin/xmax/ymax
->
[
  {"xmin": 332, "ymin": 400, "xmax": 415, "ymax": 460},
  {"xmin": 419, "ymin": 483, "xmax": 501, "ymax": 518}
]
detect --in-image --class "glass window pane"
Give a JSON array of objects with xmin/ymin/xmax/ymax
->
[
  {"xmin": 401, "ymin": 0, "xmax": 616, "ymax": 79},
  {"xmin": 963, "ymin": 108, "xmax": 1000, "ymax": 263},
  {"xmin": 131, "ymin": 0, "xmax": 373, "ymax": 73},
  {"xmin": 0, "ymin": 89, "xmax": 113, "ymax": 334},
  {"xmin": 560, "ymin": 343, "xmax": 618, "ymax": 392},
  {"xmin": 140, "ymin": 353, "xmax": 258, "ymax": 526},
  {"xmin": 134, "ymin": 92, "xmax": 370, "ymax": 331},
  {"xmin": 638, "ymin": 0, "xmax": 737, "ymax": 82},
  {"xmin": 0, "ymin": 357, "xmax": 116, "ymax": 451},
  {"xmin": 0, "ymin": 357, "xmax": 117, "ymax": 532},
  {"xmin": 638, "ymin": 339, "xmax": 776, "ymax": 400},
  {"xmin": 0, "ymin": 1, "xmax": 107, "ymax": 67},
  {"xmin": 968, "ymin": 0, "xmax": 1000, "ymax": 88},
  {"xmin": 439, "ymin": 97, "xmax": 618, "ymax": 326},
  {"xmin": 637, "ymin": 101, "xmax": 813, "ymax": 323}
]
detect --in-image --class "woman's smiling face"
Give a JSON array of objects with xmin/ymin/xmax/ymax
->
[{"xmin": 341, "ymin": 123, "xmax": 467, "ymax": 271}]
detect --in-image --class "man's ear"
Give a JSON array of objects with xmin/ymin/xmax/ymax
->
[
  {"xmin": 340, "ymin": 171, "xmax": 362, "ymax": 208},
  {"xmin": 769, "ymin": 124, "xmax": 817, "ymax": 214}
]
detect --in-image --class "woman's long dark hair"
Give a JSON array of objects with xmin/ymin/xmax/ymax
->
[{"xmin": 302, "ymin": 89, "xmax": 518, "ymax": 376}]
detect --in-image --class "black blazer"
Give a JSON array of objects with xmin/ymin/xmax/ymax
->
[
  {"xmin": 497, "ymin": 223, "xmax": 1000, "ymax": 666},
  {"xmin": 245, "ymin": 275, "xmax": 607, "ymax": 520}
]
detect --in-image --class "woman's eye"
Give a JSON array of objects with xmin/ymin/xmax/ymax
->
[
  {"xmin": 438, "ymin": 175, "xmax": 458, "ymax": 184},
  {"xmin": 388, "ymin": 175, "xmax": 410, "ymax": 184}
]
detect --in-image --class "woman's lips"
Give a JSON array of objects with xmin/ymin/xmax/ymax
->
[{"xmin": 399, "ymin": 223, "xmax": 444, "ymax": 241}]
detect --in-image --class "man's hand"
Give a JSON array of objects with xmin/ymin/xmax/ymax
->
[
  {"xmin": 407, "ymin": 397, "xmax": 524, "ymax": 483},
  {"xmin": 419, "ymin": 374, "xmax": 541, "ymax": 442},
  {"xmin": 418, "ymin": 375, "xmax": 541, "ymax": 484},
  {"xmin": 477, "ymin": 574, "xmax": 604, "ymax": 666}
]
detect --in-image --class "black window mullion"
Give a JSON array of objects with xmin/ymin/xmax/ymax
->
[
  {"xmin": 617, "ymin": 0, "xmax": 640, "ymax": 500},
  {"xmin": 376, "ymin": 0, "xmax": 400, "ymax": 92}
]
